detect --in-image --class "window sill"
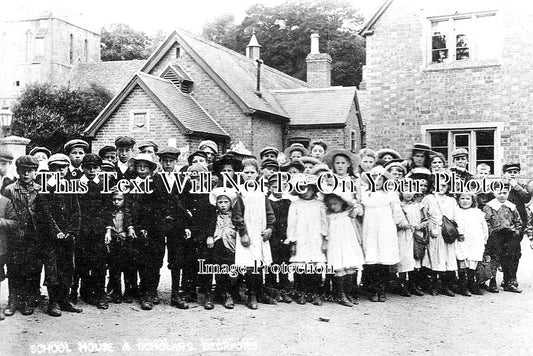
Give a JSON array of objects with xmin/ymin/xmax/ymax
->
[{"xmin": 423, "ymin": 59, "xmax": 501, "ymax": 72}]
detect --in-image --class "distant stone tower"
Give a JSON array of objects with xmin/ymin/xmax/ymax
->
[{"xmin": 0, "ymin": 12, "xmax": 101, "ymax": 108}]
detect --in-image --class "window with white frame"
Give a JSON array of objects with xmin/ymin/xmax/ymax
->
[
  {"xmin": 130, "ymin": 110, "xmax": 150, "ymax": 132},
  {"xmin": 430, "ymin": 12, "xmax": 499, "ymax": 64},
  {"xmin": 427, "ymin": 128, "xmax": 497, "ymax": 174}
]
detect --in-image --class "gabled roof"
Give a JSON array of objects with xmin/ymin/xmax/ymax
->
[
  {"xmin": 272, "ymin": 87, "xmax": 358, "ymax": 126},
  {"xmin": 68, "ymin": 60, "xmax": 146, "ymax": 94},
  {"xmin": 141, "ymin": 29, "xmax": 308, "ymax": 119},
  {"xmin": 359, "ymin": 0, "xmax": 394, "ymax": 37},
  {"xmin": 84, "ymin": 72, "xmax": 228, "ymax": 138}
]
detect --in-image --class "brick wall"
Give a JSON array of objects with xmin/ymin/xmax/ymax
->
[
  {"xmin": 91, "ymin": 85, "xmax": 194, "ymax": 153},
  {"xmin": 251, "ymin": 115, "xmax": 284, "ymax": 156},
  {"xmin": 146, "ymin": 42, "xmax": 255, "ymax": 152},
  {"xmin": 288, "ymin": 101, "xmax": 361, "ymax": 152},
  {"xmin": 359, "ymin": 0, "xmax": 533, "ymax": 175}
]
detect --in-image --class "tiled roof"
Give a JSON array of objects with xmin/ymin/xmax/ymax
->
[
  {"xmin": 68, "ymin": 60, "xmax": 146, "ymax": 94},
  {"xmin": 84, "ymin": 72, "xmax": 228, "ymax": 138},
  {"xmin": 137, "ymin": 72, "xmax": 227, "ymax": 136},
  {"xmin": 272, "ymin": 87, "xmax": 357, "ymax": 125},
  {"xmin": 143, "ymin": 30, "xmax": 309, "ymax": 118}
]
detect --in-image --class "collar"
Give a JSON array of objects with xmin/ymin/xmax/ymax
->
[
  {"xmin": 118, "ymin": 161, "xmax": 129, "ymax": 173},
  {"xmin": 268, "ymin": 195, "xmax": 280, "ymax": 202},
  {"xmin": 15, "ymin": 180, "xmax": 39, "ymax": 192},
  {"xmin": 80, "ymin": 174, "xmax": 100, "ymax": 185},
  {"xmin": 486, "ymin": 199, "xmax": 516, "ymax": 211},
  {"xmin": 69, "ymin": 165, "xmax": 82, "ymax": 172}
]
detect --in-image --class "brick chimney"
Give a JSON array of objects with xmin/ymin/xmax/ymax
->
[
  {"xmin": 246, "ymin": 29, "xmax": 261, "ymax": 60},
  {"xmin": 306, "ymin": 33, "xmax": 331, "ymax": 88}
]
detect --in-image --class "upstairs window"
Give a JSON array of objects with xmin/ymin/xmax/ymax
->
[{"xmin": 429, "ymin": 12, "xmax": 499, "ymax": 64}]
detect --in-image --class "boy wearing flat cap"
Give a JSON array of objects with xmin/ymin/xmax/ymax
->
[
  {"xmin": 98, "ymin": 146, "xmax": 117, "ymax": 165},
  {"xmin": 501, "ymin": 162, "xmax": 531, "ymax": 292},
  {"xmin": 3, "ymin": 156, "xmax": 40, "ymax": 317},
  {"xmin": 114, "ymin": 136, "xmax": 137, "ymax": 181},
  {"xmin": 138, "ymin": 141, "xmax": 159, "ymax": 163},
  {"xmin": 259, "ymin": 147, "xmax": 279, "ymax": 162},
  {"xmin": 450, "ymin": 148, "xmax": 473, "ymax": 182},
  {"xmin": 261, "ymin": 158, "xmax": 280, "ymax": 181},
  {"xmin": 72, "ymin": 154, "xmax": 110, "ymax": 309},
  {"xmin": 64, "ymin": 139, "xmax": 89, "ymax": 180},
  {"xmin": 36, "ymin": 154, "xmax": 82, "ymax": 317}
]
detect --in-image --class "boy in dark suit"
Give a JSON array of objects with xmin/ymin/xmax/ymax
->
[
  {"xmin": 3, "ymin": 156, "xmax": 40, "ymax": 316},
  {"xmin": 37, "ymin": 153, "xmax": 82, "ymax": 317}
]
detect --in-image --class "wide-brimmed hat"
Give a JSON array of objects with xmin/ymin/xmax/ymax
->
[
  {"xmin": 209, "ymin": 187, "xmax": 238, "ymax": 207},
  {"xmin": 377, "ymin": 148, "xmax": 402, "ymax": 160},
  {"xmin": 300, "ymin": 156, "xmax": 321, "ymax": 166},
  {"xmin": 212, "ymin": 154, "xmax": 243, "ymax": 174},
  {"xmin": 367, "ymin": 165, "xmax": 393, "ymax": 181},
  {"xmin": 198, "ymin": 140, "xmax": 218, "ymax": 155},
  {"xmin": 128, "ymin": 153, "xmax": 158, "ymax": 171},
  {"xmin": 290, "ymin": 173, "xmax": 318, "ymax": 195},
  {"xmin": 323, "ymin": 149, "xmax": 361, "ymax": 171},
  {"xmin": 284, "ymin": 143, "xmax": 309, "ymax": 158},
  {"xmin": 323, "ymin": 188, "xmax": 355, "ymax": 208},
  {"xmin": 384, "ymin": 158, "xmax": 407, "ymax": 173},
  {"xmin": 309, "ymin": 163, "xmax": 332, "ymax": 176},
  {"xmin": 407, "ymin": 167, "xmax": 432, "ymax": 181},
  {"xmin": 411, "ymin": 143, "xmax": 434, "ymax": 154},
  {"xmin": 280, "ymin": 159, "xmax": 305, "ymax": 173}
]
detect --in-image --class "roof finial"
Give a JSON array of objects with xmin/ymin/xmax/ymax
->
[{"xmin": 246, "ymin": 28, "xmax": 261, "ymax": 60}]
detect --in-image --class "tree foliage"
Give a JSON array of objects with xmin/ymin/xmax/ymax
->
[
  {"xmin": 202, "ymin": 0, "xmax": 365, "ymax": 87},
  {"xmin": 11, "ymin": 83, "xmax": 112, "ymax": 153},
  {"xmin": 101, "ymin": 23, "xmax": 153, "ymax": 61}
]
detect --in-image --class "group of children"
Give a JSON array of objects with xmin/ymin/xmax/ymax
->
[{"xmin": 0, "ymin": 138, "xmax": 532, "ymax": 319}]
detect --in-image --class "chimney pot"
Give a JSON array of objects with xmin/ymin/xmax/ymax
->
[{"xmin": 310, "ymin": 33, "xmax": 320, "ymax": 54}]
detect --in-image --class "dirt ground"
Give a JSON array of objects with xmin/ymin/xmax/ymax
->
[{"xmin": 2, "ymin": 239, "xmax": 533, "ymax": 356}]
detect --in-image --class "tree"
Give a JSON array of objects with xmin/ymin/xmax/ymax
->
[
  {"xmin": 202, "ymin": 0, "xmax": 366, "ymax": 87},
  {"xmin": 101, "ymin": 23, "xmax": 153, "ymax": 61},
  {"xmin": 202, "ymin": 13, "xmax": 239, "ymax": 50},
  {"xmin": 11, "ymin": 83, "xmax": 112, "ymax": 153}
]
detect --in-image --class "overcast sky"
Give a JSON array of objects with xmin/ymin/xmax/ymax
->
[{"xmin": 0, "ymin": 0, "xmax": 383, "ymax": 35}]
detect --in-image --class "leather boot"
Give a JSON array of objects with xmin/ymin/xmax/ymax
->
[
  {"xmin": 247, "ymin": 291, "xmax": 258, "ymax": 310},
  {"xmin": 222, "ymin": 292, "xmax": 234, "ymax": 309},
  {"xmin": 440, "ymin": 273, "xmax": 455, "ymax": 297},
  {"xmin": 398, "ymin": 273, "xmax": 411, "ymax": 297},
  {"xmin": 468, "ymin": 270, "xmax": 483, "ymax": 295},
  {"xmin": 4, "ymin": 281, "xmax": 18, "ymax": 317},
  {"xmin": 19, "ymin": 286, "xmax": 34, "ymax": 316},
  {"xmin": 488, "ymin": 277, "xmax": 499, "ymax": 293},
  {"xmin": 458, "ymin": 270, "xmax": 471, "ymax": 297},
  {"xmin": 204, "ymin": 292, "xmax": 214, "ymax": 310},
  {"xmin": 409, "ymin": 271, "xmax": 424, "ymax": 296},
  {"xmin": 336, "ymin": 276, "xmax": 353, "ymax": 307}
]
